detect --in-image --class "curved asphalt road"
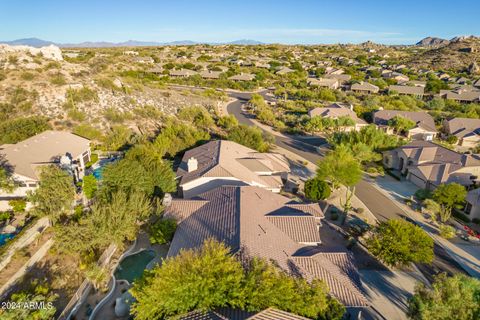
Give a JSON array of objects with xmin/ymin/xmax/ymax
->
[{"xmin": 226, "ymin": 91, "xmax": 467, "ymax": 282}]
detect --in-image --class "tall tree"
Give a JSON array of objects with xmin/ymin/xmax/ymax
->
[
  {"xmin": 130, "ymin": 239, "xmax": 245, "ymax": 319},
  {"xmin": 316, "ymin": 145, "xmax": 362, "ymax": 221},
  {"xmin": 367, "ymin": 219, "xmax": 434, "ymax": 267},
  {"xmin": 408, "ymin": 274, "xmax": 480, "ymax": 320},
  {"xmin": 432, "ymin": 183, "xmax": 467, "ymax": 222},
  {"xmin": 28, "ymin": 165, "xmax": 75, "ymax": 224},
  {"xmin": 387, "ymin": 115, "xmax": 416, "ymax": 134}
]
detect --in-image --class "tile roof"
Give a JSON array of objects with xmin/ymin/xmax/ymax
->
[
  {"xmin": 388, "ymin": 85, "xmax": 425, "ymax": 95},
  {"xmin": 350, "ymin": 82, "xmax": 379, "ymax": 93},
  {"xmin": 445, "ymin": 118, "xmax": 480, "ymax": 139},
  {"xmin": 292, "ymin": 252, "xmax": 368, "ymax": 307},
  {"xmin": 165, "ymin": 185, "xmax": 367, "ymax": 307},
  {"xmin": 390, "ymin": 140, "xmax": 480, "ymax": 186},
  {"xmin": 0, "ymin": 130, "xmax": 90, "ymax": 180},
  {"xmin": 179, "ymin": 308, "xmax": 308, "ymax": 320},
  {"xmin": 373, "ymin": 110, "xmax": 437, "ymax": 132},
  {"xmin": 177, "ymin": 140, "xmax": 290, "ymax": 193},
  {"xmin": 308, "ymin": 107, "xmax": 366, "ymax": 124}
]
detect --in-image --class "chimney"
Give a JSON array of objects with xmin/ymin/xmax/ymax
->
[
  {"xmin": 162, "ymin": 193, "xmax": 172, "ymax": 207},
  {"xmin": 187, "ymin": 157, "xmax": 198, "ymax": 172}
]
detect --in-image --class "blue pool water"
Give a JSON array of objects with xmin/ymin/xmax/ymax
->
[
  {"xmin": 92, "ymin": 158, "xmax": 118, "ymax": 180},
  {"xmin": 0, "ymin": 233, "xmax": 16, "ymax": 246},
  {"xmin": 114, "ymin": 250, "xmax": 156, "ymax": 283}
]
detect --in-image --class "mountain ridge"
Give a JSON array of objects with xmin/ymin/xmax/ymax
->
[{"xmin": 0, "ymin": 37, "xmax": 264, "ymax": 48}]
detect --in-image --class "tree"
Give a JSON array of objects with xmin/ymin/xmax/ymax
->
[
  {"xmin": 154, "ymin": 120, "xmax": 210, "ymax": 158},
  {"xmin": 178, "ymin": 106, "xmax": 214, "ymax": 129},
  {"xmin": 367, "ymin": 219, "xmax": 434, "ymax": 267},
  {"xmin": 227, "ymin": 125, "xmax": 273, "ymax": 152},
  {"xmin": 130, "ymin": 239, "xmax": 245, "ymax": 319},
  {"xmin": 84, "ymin": 264, "xmax": 109, "ymax": 291},
  {"xmin": 388, "ymin": 115, "xmax": 416, "ymax": 134},
  {"xmin": 317, "ymin": 146, "xmax": 362, "ymax": 221},
  {"xmin": 304, "ymin": 178, "xmax": 331, "ymax": 201},
  {"xmin": 217, "ymin": 115, "xmax": 238, "ymax": 130},
  {"xmin": 408, "ymin": 274, "xmax": 480, "ymax": 320},
  {"xmin": 432, "ymin": 183, "xmax": 467, "ymax": 223},
  {"xmin": 130, "ymin": 239, "xmax": 344, "ymax": 320},
  {"xmin": 0, "ymin": 116, "xmax": 51, "ymax": 144},
  {"xmin": 82, "ymin": 174, "xmax": 97, "ymax": 199},
  {"xmin": 101, "ymin": 125, "xmax": 133, "ymax": 151},
  {"xmin": 0, "ymin": 167, "xmax": 15, "ymax": 193},
  {"xmin": 28, "ymin": 165, "xmax": 75, "ymax": 224},
  {"xmin": 101, "ymin": 146, "xmax": 176, "ymax": 198},
  {"xmin": 55, "ymin": 190, "xmax": 151, "ymax": 255},
  {"xmin": 149, "ymin": 218, "xmax": 177, "ymax": 244}
]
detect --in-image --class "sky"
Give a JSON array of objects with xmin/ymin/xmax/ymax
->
[{"xmin": 1, "ymin": 0, "xmax": 479, "ymax": 45}]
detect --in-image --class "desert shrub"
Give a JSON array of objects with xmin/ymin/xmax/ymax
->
[
  {"xmin": 149, "ymin": 218, "xmax": 177, "ymax": 244},
  {"xmin": 439, "ymin": 224, "xmax": 456, "ymax": 239}
]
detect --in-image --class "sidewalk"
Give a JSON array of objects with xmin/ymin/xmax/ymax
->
[{"xmin": 370, "ymin": 175, "xmax": 480, "ymax": 278}]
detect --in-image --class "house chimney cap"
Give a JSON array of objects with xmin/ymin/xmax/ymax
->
[{"xmin": 187, "ymin": 157, "xmax": 198, "ymax": 172}]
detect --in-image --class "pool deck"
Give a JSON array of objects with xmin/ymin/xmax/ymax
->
[{"xmin": 89, "ymin": 232, "xmax": 169, "ymax": 320}]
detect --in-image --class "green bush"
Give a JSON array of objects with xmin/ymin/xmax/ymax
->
[
  {"xmin": 473, "ymin": 218, "xmax": 480, "ymax": 225},
  {"xmin": 0, "ymin": 116, "xmax": 51, "ymax": 144},
  {"xmin": 415, "ymin": 189, "xmax": 432, "ymax": 201},
  {"xmin": 439, "ymin": 224, "xmax": 456, "ymax": 239},
  {"xmin": 304, "ymin": 178, "xmax": 331, "ymax": 201},
  {"xmin": 85, "ymin": 153, "xmax": 99, "ymax": 169},
  {"xmin": 0, "ymin": 211, "xmax": 12, "ymax": 222},
  {"xmin": 149, "ymin": 218, "xmax": 177, "ymax": 244},
  {"xmin": 8, "ymin": 199, "xmax": 26, "ymax": 213},
  {"xmin": 82, "ymin": 175, "xmax": 98, "ymax": 199}
]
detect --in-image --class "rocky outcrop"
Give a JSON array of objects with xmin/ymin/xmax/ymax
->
[
  {"xmin": 0, "ymin": 44, "xmax": 63, "ymax": 61},
  {"xmin": 468, "ymin": 61, "xmax": 480, "ymax": 74},
  {"xmin": 416, "ymin": 37, "xmax": 450, "ymax": 47}
]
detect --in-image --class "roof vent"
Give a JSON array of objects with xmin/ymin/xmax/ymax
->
[{"xmin": 187, "ymin": 157, "xmax": 198, "ymax": 173}]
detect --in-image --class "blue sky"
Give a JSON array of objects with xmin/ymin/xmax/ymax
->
[{"xmin": 1, "ymin": 0, "xmax": 479, "ymax": 44}]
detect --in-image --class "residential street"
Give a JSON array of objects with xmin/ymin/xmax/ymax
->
[{"xmin": 226, "ymin": 92, "xmax": 469, "ymax": 282}]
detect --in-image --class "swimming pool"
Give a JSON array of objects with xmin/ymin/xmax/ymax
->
[
  {"xmin": 92, "ymin": 158, "xmax": 118, "ymax": 180},
  {"xmin": 114, "ymin": 250, "xmax": 156, "ymax": 284},
  {"xmin": 0, "ymin": 233, "xmax": 16, "ymax": 246}
]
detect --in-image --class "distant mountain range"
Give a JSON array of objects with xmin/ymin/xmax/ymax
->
[{"xmin": 0, "ymin": 37, "xmax": 264, "ymax": 48}]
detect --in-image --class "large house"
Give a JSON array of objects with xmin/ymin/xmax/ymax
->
[
  {"xmin": 169, "ymin": 69, "xmax": 198, "ymax": 78},
  {"xmin": 0, "ymin": 131, "xmax": 91, "ymax": 206},
  {"xmin": 228, "ymin": 73, "xmax": 255, "ymax": 82},
  {"xmin": 307, "ymin": 77, "xmax": 339, "ymax": 90},
  {"xmin": 176, "ymin": 140, "xmax": 290, "ymax": 198},
  {"xmin": 373, "ymin": 110, "xmax": 437, "ymax": 141},
  {"xmin": 165, "ymin": 185, "xmax": 369, "ymax": 310},
  {"xmin": 439, "ymin": 88, "xmax": 480, "ymax": 103},
  {"xmin": 388, "ymin": 85, "xmax": 425, "ymax": 98},
  {"xmin": 308, "ymin": 104, "xmax": 367, "ymax": 132},
  {"xmin": 383, "ymin": 140, "xmax": 480, "ymax": 190},
  {"xmin": 443, "ymin": 118, "xmax": 480, "ymax": 148},
  {"xmin": 350, "ymin": 82, "xmax": 379, "ymax": 94}
]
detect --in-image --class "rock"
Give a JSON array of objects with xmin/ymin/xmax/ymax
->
[
  {"xmin": 2, "ymin": 225, "xmax": 16, "ymax": 234},
  {"xmin": 113, "ymin": 78, "xmax": 123, "ymax": 88},
  {"xmin": 468, "ymin": 62, "xmax": 480, "ymax": 74},
  {"xmin": 0, "ymin": 44, "xmax": 63, "ymax": 61}
]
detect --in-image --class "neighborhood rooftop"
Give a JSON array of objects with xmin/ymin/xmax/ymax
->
[
  {"xmin": 0, "ymin": 130, "xmax": 90, "ymax": 180},
  {"xmin": 165, "ymin": 185, "xmax": 368, "ymax": 307}
]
